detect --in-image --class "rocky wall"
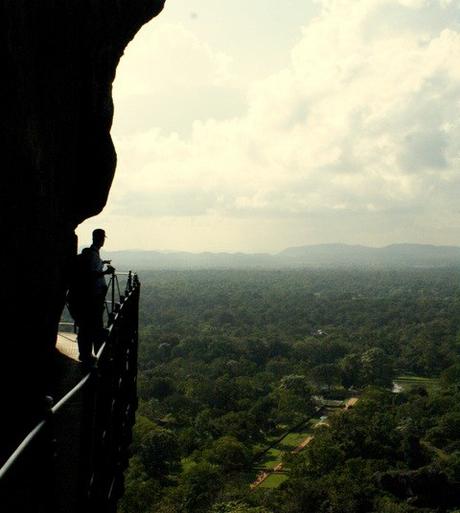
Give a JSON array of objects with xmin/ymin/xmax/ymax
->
[{"xmin": 0, "ymin": 0, "xmax": 165, "ymax": 458}]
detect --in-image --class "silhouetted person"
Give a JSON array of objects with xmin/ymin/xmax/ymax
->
[{"xmin": 68, "ymin": 228, "xmax": 115, "ymax": 364}]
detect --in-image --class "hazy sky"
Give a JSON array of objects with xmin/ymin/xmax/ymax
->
[{"xmin": 77, "ymin": 0, "xmax": 460, "ymax": 252}]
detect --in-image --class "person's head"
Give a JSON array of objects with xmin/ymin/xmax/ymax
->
[{"xmin": 92, "ymin": 228, "xmax": 106, "ymax": 248}]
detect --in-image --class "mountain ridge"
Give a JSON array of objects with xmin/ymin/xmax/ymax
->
[{"xmin": 97, "ymin": 243, "xmax": 460, "ymax": 270}]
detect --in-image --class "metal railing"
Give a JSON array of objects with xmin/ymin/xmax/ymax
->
[
  {"xmin": 105, "ymin": 271, "xmax": 135, "ymax": 324},
  {"xmin": 0, "ymin": 272, "xmax": 140, "ymax": 513}
]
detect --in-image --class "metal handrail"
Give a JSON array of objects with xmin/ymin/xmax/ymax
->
[
  {"xmin": 52, "ymin": 373, "xmax": 92, "ymax": 414},
  {"xmin": 0, "ymin": 272, "xmax": 139, "ymax": 481},
  {"xmin": 0, "ymin": 422, "xmax": 47, "ymax": 480}
]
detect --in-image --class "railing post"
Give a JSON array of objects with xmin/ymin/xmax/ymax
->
[
  {"xmin": 111, "ymin": 270, "xmax": 115, "ymax": 317},
  {"xmin": 127, "ymin": 271, "xmax": 132, "ymax": 294}
]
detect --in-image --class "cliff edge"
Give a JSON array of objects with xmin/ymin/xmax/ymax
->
[{"xmin": 0, "ymin": 0, "xmax": 165, "ymax": 457}]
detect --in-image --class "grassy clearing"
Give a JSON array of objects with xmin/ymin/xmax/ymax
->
[
  {"xmin": 258, "ymin": 423, "xmax": 316, "ymax": 470},
  {"xmin": 258, "ymin": 473, "xmax": 288, "ymax": 489},
  {"xmin": 259, "ymin": 447, "xmax": 283, "ymax": 469},
  {"xmin": 253, "ymin": 416, "xmax": 333, "ymax": 489},
  {"xmin": 421, "ymin": 440, "xmax": 449, "ymax": 461},
  {"xmin": 395, "ymin": 375, "xmax": 439, "ymax": 392},
  {"xmin": 281, "ymin": 430, "xmax": 312, "ymax": 449}
]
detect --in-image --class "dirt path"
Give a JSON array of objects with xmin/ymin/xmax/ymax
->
[
  {"xmin": 292, "ymin": 435, "xmax": 313, "ymax": 454},
  {"xmin": 345, "ymin": 397, "xmax": 358, "ymax": 409},
  {"xmin": 250, "ymin": 470, "xmax": 271, "ymax": 489}
]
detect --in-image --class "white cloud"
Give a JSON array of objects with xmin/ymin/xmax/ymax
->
[
  {"xmin": 112, "ymin": 23, "xmax": 244, "ymax": 137},
  {"xmin": 92, "ymin": 0, "xmax": 460, "ymax": 250},
  {"xmin": 115, "ymin": 23, "xmax": 234, "ymax": 96}
]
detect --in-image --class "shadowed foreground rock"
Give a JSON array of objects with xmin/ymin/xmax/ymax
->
[{"xmin": 0, "ymin": 0, "xmax": 165, "ymax": 460}]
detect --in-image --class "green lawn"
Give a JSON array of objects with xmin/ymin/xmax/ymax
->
[
  {"xmin": 258, "ymin": 422, "xmax": 317, "ymax": 470},
  {"xmin": 253, "ymin": 417, "xmax": 328, "ymax": 489},
  {"xmin": 394, "ymin": 375, "xmax": 439, "ymax": 392},
  {"xmin": 259, "ymin": 446, "xmax": 283, "ymax": 469},
  {"xmin": 259, "ymin": 473, "xmax": 288, "ymax": 488},
  {"xmin": 280, "ymin": 429, "xmax": 312, "ymax": 449}
]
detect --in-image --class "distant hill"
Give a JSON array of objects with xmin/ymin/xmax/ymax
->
[
  {"xmin": 279, "ymin": 243, "xmax": 460, "ymax": 267},
  {"xmin": 99, "ymin": 243, "xmax": 460, "ymax": 270},
  {"xmin": 101, "ymin": 250, "xmax": 276, "ymax": 270}
]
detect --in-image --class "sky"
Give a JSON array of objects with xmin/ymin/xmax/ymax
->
[{"xmin": 77, "ymin": 0, "xmax": 460, "ymax": 253}]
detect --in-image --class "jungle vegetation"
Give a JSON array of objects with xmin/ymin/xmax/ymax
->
[{"xmin": 120, "ymin": 268, "xmax": 460, "ymax": 513}]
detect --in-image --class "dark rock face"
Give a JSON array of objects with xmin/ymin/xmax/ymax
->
[{"xmin": 0, "ymin": 0, "xmax": 165, "ymax": 454}]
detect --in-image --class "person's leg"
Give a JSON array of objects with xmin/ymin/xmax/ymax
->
[{"xmin": 77, "ymin": 321, "xmax": 93, "ymax": 361}]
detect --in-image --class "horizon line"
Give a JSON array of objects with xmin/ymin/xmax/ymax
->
[{"xmin": 89, "ymin": 242, "xmax": 460, "ymax": 254}]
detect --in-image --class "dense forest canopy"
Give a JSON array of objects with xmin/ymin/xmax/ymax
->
[{"xmin": 120, "ymin": 268, "xmax": 460, "ymax": 513}]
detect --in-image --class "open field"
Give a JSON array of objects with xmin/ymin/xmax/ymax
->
[
  {"xmin": 281, "ymin": 428, "xmax": 314, "ymax": 449},
  {"xmin": 257, "ymin": 419, "xmax": 320, "ymax": 471},
  {"xmin": 394, "ymin": 375, "xmax": 439, "ymax": 392},
  {"xmin": 258, "ymin": 473, "xmax": 288, "ymax": 489},
  {"xmin": 259, "ymin": 446, "xmax": 284, "ymax": 470}
]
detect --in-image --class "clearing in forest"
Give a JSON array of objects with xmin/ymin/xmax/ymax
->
[
  {"xmin": 394, "ymin": 375, "xmax": 439, "ymax": 393},
  {"xmin": 250, "ymin": 421, "xmax": 318, "ymax": 489},
  {"xmin": 251, "ymin": 398, "xmax": 359, "ymax": 490}
]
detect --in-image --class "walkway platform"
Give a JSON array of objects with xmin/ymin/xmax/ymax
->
[
  {"xmin": 56, "ymin": 331, "xmax": 79, "ymax": 361},
  {"xmin": 48, "ymin": 331, "xmax": 85, "ymax": 409}
]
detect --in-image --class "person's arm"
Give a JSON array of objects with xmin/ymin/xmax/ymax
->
[{"xmin": 87, "ymin": 251, "xmax": 114, "ymax": 277}]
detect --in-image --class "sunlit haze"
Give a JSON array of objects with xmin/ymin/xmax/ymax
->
[{"xmin": 77, "ymin": 0, "xmax": 460, "ymax": 252}]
